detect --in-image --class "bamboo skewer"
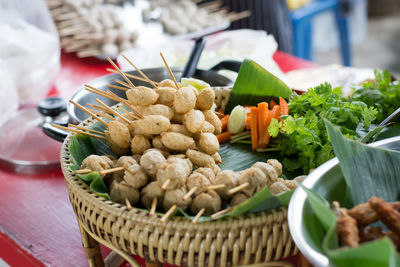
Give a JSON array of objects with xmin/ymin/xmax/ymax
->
[
  {"xmin": 125, "ymin": 198, "xmax": 133, "ymax": 211},
  {"xmin": 70, "ymin": 100, "xmax": 109, "ymax": 127},
  {"xmin": 90, "ymin": 109, "xmax": 115, "ymax": 121},
  {"xmin": 149, "ymin": 198, "xmax": 157, "ymax": 216},
  {"xmin": 68, "ymin": 124, "xmax": 105, "ymax": 136},
  {"xmin": 206, "ymin": 184, "xmax": 226, "ymax": 191},
  {"xmin": 99, "ymin": 167, "xmax": 125, "ymax": 176},
  {"xmin": 159, "ymin": 52, "xmax": 179, "ymax": 89},
  {"xmin": 107, "ymin": 57, "xmax": 135, "ymax": 89},
  {"xmin": 107, "ymin": 68, "xmax": 161, "ymax": 86},
  {"xmin": 114, "ymin": 79, "xmax": 132, "ymax": 89},
  {"xmin": 74, "ymin": 169, "xmax": 91, "ymax": 174},
  {"xmin": 161, "ymin": 179, "xmax": 170, "ymax": 190},
  {"xmin": 227, "ymin": 182, "xmax": 250, "ymax": 195},
  {"xmin": 107, "ymin": 84, "xmax": 129, "ymax": 91},
  {"xmin": 95, "ymin": 99, "xmax": 132, "ymax": 124},
  {"xmin": 197, "ymin": 0, "xmax": 222, "ymax": 10},
  {"xmin": 51, "ymin": 123, "xmax": 106, "ymax": 140},
  {"xmin": 192, "ymin": 208, "xmax": 205, "ymax": 223},
  {"xmin": 210, "ymin": 207, "xmax": 233, "ymax": 219},
  {"xmin": 120, "ymin": 53, "xmax": 158, "ymax": 89},
  {"xmin": 183, "ymin": 187, "xmax": 197, "ymax": 201},
  {"xmin": 85, "ymin": 85, "xmax": 119, "ymax": 100},
  {"xmin": 223, "ymin": 10, "xmax": 252, "ymax": 22},
  {"xmin": 77, "ymin": 49, "xmax": 102, "ymax": 58},
  {"xmin": 160, "ymin": 205, "xmax": 177, "ymax": 223},
  {"xmin": 105, "ymin": 89, "xmax": 143, "ymax": 119},
  {"xmin": 86, "ymin": 104, "xmax": 113, "ymax": 115}
]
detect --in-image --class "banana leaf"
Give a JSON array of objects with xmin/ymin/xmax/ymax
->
[
  {"xmin": 67, "ymin": 122, "xmax": 297, "ymax": 221},
  {"xmin": 224, "ymin": 59, "xmax": 292, "ymax": 113},
  {"xmin": 298, "ymin": 120, "xmax": 400, "ymax": 266}
]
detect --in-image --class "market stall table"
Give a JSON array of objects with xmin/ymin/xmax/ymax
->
[{"xmin": 0, "ymin": 52, "xmax": 317, "ymax": 267}]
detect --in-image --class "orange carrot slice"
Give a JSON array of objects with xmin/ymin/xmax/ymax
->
[
  {"xmin": 270, "ymin": 105, "xmax": 280, "ymax": 121},
  {"xmin": 216, "ymin": 131, "xmax": 232, "ymax": 143},
  {"xmin": 257, "ymin": 102, "xmax": 269, "ymax": 148},
  {"xmin": 250, "ymin": 107, "xmax": 258, "ymax": 151},
  {"xmin": 220, "ymin": 115, "xmax": 230, "ymax": 132},
  {"xmin": 279, "ymin": 97, "xmax": 289, "ymax": 116},
  {"xmin": 269, "ymin": 100, "xmax": 277, "ymax": 109}
]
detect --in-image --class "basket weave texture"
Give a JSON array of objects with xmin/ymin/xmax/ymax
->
[{"xmin": 60, "ymin": 87, "xmax": 298, "ymax": 266}]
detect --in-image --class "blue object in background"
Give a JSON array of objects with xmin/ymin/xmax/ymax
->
[{"xmin": 290, "ymin": 0, "xmax": 352, "ymax": 66}]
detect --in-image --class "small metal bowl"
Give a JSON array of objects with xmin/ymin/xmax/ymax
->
[{"xmin": 288, "ymin": 136, "xmax": 400, "ymax": 267}]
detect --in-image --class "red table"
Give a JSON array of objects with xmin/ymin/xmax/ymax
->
[{"xmin": 0, "ymin": 52, "xmax": 317, "ymax": 267}]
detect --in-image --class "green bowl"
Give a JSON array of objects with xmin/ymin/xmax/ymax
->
[{"xmin": 288, "ymin": 136, "xmax": 400, "ymax": 267}]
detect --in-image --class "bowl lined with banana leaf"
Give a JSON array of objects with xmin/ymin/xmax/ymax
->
[{"xmin": 288, "ymin": 120, "xmax": 400, "ymax": 267}]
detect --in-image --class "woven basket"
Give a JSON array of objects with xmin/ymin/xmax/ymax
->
[{"xmin": 60, "ymin": 87, "xmax": 298, "ymax": 266}]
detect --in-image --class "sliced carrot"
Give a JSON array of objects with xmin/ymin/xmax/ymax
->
[
  {"xmin": 279, "ymin": 97, "xmax": 289, "ymax": 116},
  {"xmin": 220, "ymin": 115, "xmax": 230, "ymax": 132},
  {"xmin": 216, "ymin": 109, "xmax": 225, "ymax": 119},
  {"xmin": 216, "ymin": 131, "xmax": 232, "ymax": 143},
  {"xmin": 250, "ymin": 107, "xmax": 258, "ymax": 151},
  {"xmin": 269, "ymin": 100, "xmax": 277, "ymax": 109},
  {"xmin": 245, "ymin": 115, "xmax": 251, "ymax": 130},
  {"xmin": 257, "ymin": 102, "xmax": 269, "ymax": 149},
  {"xmin": 270, "ymin": 105, "xmax": 280, "ymax": 121}
]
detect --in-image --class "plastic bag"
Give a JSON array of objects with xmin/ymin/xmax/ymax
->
[
  {"xmin": 0, "ymin": 0, "xmax": 60, "ymax": 107},
  {"xmin": 118, "ymin": 29, "xmax": 286, "ymax": 83}
]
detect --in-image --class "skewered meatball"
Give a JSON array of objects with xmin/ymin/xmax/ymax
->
[
  {"xmin": 157, "ymin": 158, "xmax": 190, "ymax": 190},
  {"xmin": 269, "ymin": 181, "xmax": 290, "ymax": 194},
  {"xmin": 155, "ymin": 87, "xmax": 176, "ymax": 106},
  {"xmin": 191, "ymin": 191, "xmax": 221, "ymax": 215},
  {"xmin": 199, "ymin": 133, "xmax": 219, "ymax": 155},
  {"xmin": 129, "ymin": 115, "xmax": 170, "ymax": 136},
  {"xmin": 81, "ymin": 155, "xmax": 114, "ymax": 178},
  {"xmin": 163, "ymin": 187, "xmax": 191, "ymax": 211},
  {"xmin": 105, "ymin": 131, "xmax": 130, "ymax": 156},
  {"xmin": 143, "ymin": 104, "xmax": 174, "ymax": 120},
  {"xmin": 186, "ymin": 172, "xmax": 212, "ymax": 196},
  {"xmin": 161, "ymin": 132, "xmax": 195, "ymax": 151},
  {"xmin": 126, "ymin": 86, "xmax": 159, "ymax": 106},
  {"xmin": 173, "ymin": 87, "xmax": 196, "ymax": 113},
  {"xmin": 131, "ymin": 135, "xmax": 151, "ymax": 155},
  {"xmin": 267, "ymin": 159, "xmax": 283, "ymax": 177},
  {"xmin": 211, "ymin": 152, "xmax": 222, "ymax": 165},
  {"xmin": 159, "ymin": 79, "xmax": 177, "ymax": 88},
  {"xmin": 108, "ymin": 120, "xmax": 131, "ymax": 149},
  {"xmin": 141, "ymin": 181, "xmax": 164, "ymax": 209},
  {"xmin": 140, "ymin": 149, "xmax": 166, "ymax": 179},
  {"xmin": 214, "ymin": 170, "xmax": 239, "ymax": 199},
  {"xmin": 230, "ymin": 193, "xmax": 248, "ymax": 206},
  {"xmin": 196, "ymin": 88, "xmax": 215, "ymax": 110},
  {"xmin": 194, "ymin": 167, "xmax": 215, "ymax": 182},
  {"xmin": 169, "ymin": 124, "xmax": 193, "ymax": 137},
  {"xmin": 203, "ymin": 110, "xmax": 222, "ymax": 135},
  {"xmin": 183, "ymin": 109, "xmax": 205, "ymax": 133},
  {"xmin": 252, "ymin": 162, "xmax": 278, "ymax": 186},
  {"xmin": 152, "ymin": 136, "xmax": 168, "ymax": 151},
  {"xmin": 186, "ymin": 149, "xmax": 215, "ymax": 167},
  {"xmin": 167, "ymin": 157, "xmax": 192, "ymax": 174},
  {"xmin": 208, "ymin": 163, "xmax": 221, "ymax": 175},
  {"xmin": 109, "ymin": 180, "xmax": 140, "ymax": 205},
  {"xmin": 113, "ymin": 156, "xmax": 137, "ymax": 179},
  {"xmin": 202, "ymin": 121, "xmax": 215, "ymax": 133},
  {"xmin": 237, "ymin": 168, "xmax": 267, "ymax": 196},
  {"xmin": 124, "ymin": 164, "xmax": 148, "ymax": 189}
]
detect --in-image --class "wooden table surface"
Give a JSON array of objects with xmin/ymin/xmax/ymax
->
[{"xmin": 0, "ymin": 51, "xmax": 317, "ymax": 267}]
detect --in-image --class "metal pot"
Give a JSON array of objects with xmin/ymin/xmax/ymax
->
[
  {"xmin": 288, "ymin": 136, "xmax": 400, "ymax": 267},
  {"xmin": 43, "ymin": 60, "xmax": 241, "ymax": 142}
]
